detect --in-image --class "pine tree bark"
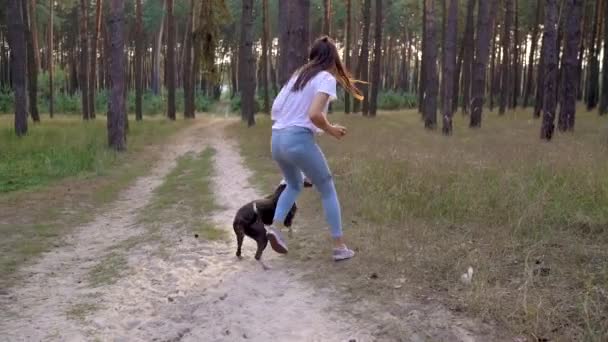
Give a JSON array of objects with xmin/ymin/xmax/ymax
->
[
  {"xmin": 166, "ymin": 0, "xmax": 176, "ymax": 120},
  {"xmin": 239, "ymin": 0, "xmax": 256, "ymax": 126},
  {"xmin": 469, "ymin": 0, "xmax": 496, "ymax": 128},
  {"xmin": 183, "ymin": 0, "xmax": 195, "ymax": 119},
  {"xmin": 489, "ymin": 15, "xmax": 498, "ymax": 111},
  {"xmin": 7, "ymin": 0, "xmax": 28, "ymax": 136},
  {"xmin": 151, "ymin": 0, "xmax": 165, "ymax": 95},
  {"xmin": 28, "ymin": 0, "xmax": 40, "ymax": 71},
  {"xmin": 261, "ymin": 0, "xmax": 271, "ymax": 114},
  {"xmin": 540, "ymin": 0, "xmax": 558, "ymax": 140},
  {"xmin": 323, "ymin": 0, "xmax": 332, "ymax": 35},
  {"xmin": 90, "ymin": 0, "xmax": 103, "ymax": 119},
  {"xmin": 355, "ymin": 0, "xmax": 371, "ymax": 114},
  {"xmin": 22, "ymin": 0, "xmax": 40, "ymax": 122},
  {"xmin": 600, "ymin": 0, "xmax": 608, "ymax": 115},
  {"xmin": 499, "ymin": 0, "xmax": 512, "ymax": 115},
  {"xmin": 135, "ymin": 0, "xmax": 143, "ymax": 120},
  {"xmin": 442, "ymin": 0, "xmax": 458, "ymax": 135},
  {"xmin": 80, "ymin": 0, "xmax": 90, "ymax": 120},
  {"xmin": 278, "ymin": 0, "xmax": 310, "ymax": 87},
  {"xmin": 418, "ymin": 0, "xmax": 427, "ymax": 114},
  {"xmin": 48, "ymin": 0, "xmax": 54, "ymax": 118},
  {"xmin": 558, "ymin": 0, "xmax": 583, "ymax": 130},
  {"xmin": 369, "ymin": 0, "xmax": 382, "ymax": 117},
  {"xmin": 585, "ymin": 0, "xmax": 601, "ymax": 111},
  {"xmin": 511, "ymin": 0, "xmax": 520, "ymax": 108},
  {"xmin": 460, "ymin": 0, "xmax": 476, "ymax": 114},
  {"xmin": 523, "ymin": 0, "xmax": 541, "ymax": 107},
  {"xmin": 344, "ymin": 0, "xmax": 352, "ymax": 113},
  {"xmin": 422, "ymin": 0, "xmax": 438, "ymax": 129},
  {"xmin": 108, "ymin": 0, "xmax": 127, "ymax": 150},
  {"xmin": 576, "ymin": 0, "xmax": 587, "ymax": 101}
]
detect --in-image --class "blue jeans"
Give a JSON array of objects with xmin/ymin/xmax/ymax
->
[{"xmin": 271, "ymin": 126, "xmax": 343, "ymax": 238}]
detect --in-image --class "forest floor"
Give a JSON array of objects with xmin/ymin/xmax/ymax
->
[{"xmin": 0, "ymin": 116, "xmax": 509, "ymax": 341}]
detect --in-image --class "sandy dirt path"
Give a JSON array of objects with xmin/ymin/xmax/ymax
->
[{"xmin": 0, "ymin": 118, "xmax": 503, "ymax": 342}]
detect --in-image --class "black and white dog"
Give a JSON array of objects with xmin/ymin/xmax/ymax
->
[{"xmin": 232, "ymin": 174, "xmax": 312, "ymax": 269}]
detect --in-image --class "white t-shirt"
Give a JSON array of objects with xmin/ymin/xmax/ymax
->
[{"xmin": 271, "ymin": 70, "xmax": 337, "ymax": 133}]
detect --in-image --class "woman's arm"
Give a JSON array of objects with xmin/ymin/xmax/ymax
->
[{"xmin": 308, "ymin": 93, "xmax": 347, "ymax": 139}]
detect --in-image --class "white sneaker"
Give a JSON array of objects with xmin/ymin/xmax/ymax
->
[{"xmin": 333, "ymin": 246, "xmax": 355, "ymax": 261}]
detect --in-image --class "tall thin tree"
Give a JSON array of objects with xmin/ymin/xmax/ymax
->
[
  {"xmin": 48, "ymin": 0, "xmax": 54, "ymax": 118},
  {"xmin": 511, "ymin": 0, "xmax": 520, "ymax": 108},
  {"xmin": 278, "ymin": 0, "xmax": 310, "ymax": 87},
  {"xmin": 442, "ymin": 0, "xmax": 458, "ymax": 135},
  {"xmin": 183, "ymin": 0, "xmax": 195, "ymax": 118},
  {"xmin": 22, "ymin": 0, "xmax": 40, "ymax": 122},
  {"xmin": 6, "ymin": 0, "xmax": 28, "ymax": 136},
  {"xmin": 356, "ymin": 0, "xmax": 371, "ymax": 114},
  {"xmin": 585, "ymin": 0, "xmax": 601, "ymax": 111},
  {"xmin": 135, "ymin": 0, "xmax": 144, "ymax": 120},
  {"xmin": 166, "ymin": 0, "xmax": 176, "ymax": 120},
  {"xmin": 28, "ymin": 0, "xmax": 40, "ymax": 70},
  {"xmin": 108, "ymin": 0, "xmax": 127, "ymax": 150},
  {"xmin": 90, "ymin": 0, "xmax": 103, "ymax": 119},
  {"xmin": 558, "ymin": 0, "xmax": 583, "ymax": 130},
  {"xmin": 261, "ymin": 0, "xmax": 271, "ymax": 114},
  {"xmin": 422, "ymin": 0, "xmax": 438, "ymax": 128},
  {"xmin": 600, "ymin": 0, "xmax": 608, "ymax": 115},
  {"xmin": 239, "ymin": 0, "xmax": 256, "ymax": 126},
  {"xmin": 499, "ymin": 0, "xmax": 512, "ymax": 115},
  {"xmin": 540, "ymin": 0, "xmax": 559, "ymax": 140},
  {"xmin": 80, "ymin": 0, "xmax": 90, "ymax": 120},
  {"xmin": 323, "ymin": 0, "xmax": 332, "ymax": 35},
  {"xmin": 344, "ymin": 0, "xmax": 352, "ymax": 114},
  {"xmin": 369, "ymin": 0, "xmax": 383, "ymax": 116},
  {"xmin": 469, "ymin": 0, "xmax": 496, "ymax": 128},
  {"xmin": 523, "ymin": 0, "xmax": 541, "ymax": 108},
  {"xmin": 459, "ymin": 0, "xmax": 476, "ymax": 114}
]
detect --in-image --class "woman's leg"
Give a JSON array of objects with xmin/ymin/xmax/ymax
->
[{"xmin": 271, "ymin": 132, "xmax": 304, "ymax": 224}]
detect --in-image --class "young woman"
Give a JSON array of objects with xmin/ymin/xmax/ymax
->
[{"xmin": 266, "ymin": 36, "xmax": 363, "ymax": 261}]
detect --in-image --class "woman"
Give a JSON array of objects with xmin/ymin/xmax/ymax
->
[{"xmin": 266, "ymin": 36, "xmax": 363, "ymax": 261}]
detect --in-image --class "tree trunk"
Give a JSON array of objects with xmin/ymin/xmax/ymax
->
[
  {"xmin": 600, "ymin": 0, "xmax": 608, "ymax": 115},
  {"xmin": 323, "ymin": 0, "xmax": 332, "ymax": 36},
  {"xmin": 558, "ymin": 0, "xmax": 583, "ymax": 130},
  {"xmin": 418, "ymin": 0, "xmax": 427, "ymax": 114},
  {"xmin": 22, "ymin": 0, "xmax": 40, "ymax": 122},
  {"xmin": 442, "ymin": 0, "xmax": 458, "ymax": 135},
  {"xmin": 278, "ymin": 0, "xmax": 310, "ymax": 87},
  {"xmin": 369, "ymin": 0, "xmax": 382, "ymax": 117},
  {"xmin": 460, "ymin": 0, "xmax": 476, "ymax": 114},
  {"xmin": 489, "ymin": 15, "xmax": 498, "ymax": 111},
  {"xmin": 151, "ymin": 0, "xmax": 165, "ymax": 95},
  {"xmin": 540, "ymin": 0, "xmax": 558, "ymax": 140},
  {"xmin": 576, "ymin": 0, "xmax": 587, "ymax": 101},
  {"xmin": 166, "ymin": 0, "xmax": 176, "ymax": 120},
  {"xmin": 355, "ymin": 0, "xmax": 371, "ymax": 114},
  {"xmin": 344, "ymin": 0, "xmax": 352, "ymax": 113},
  {"xmin": 423, "ymin": 0, "xmax": 438, "ymax": 129},
  {"xmin": 90, "ymin": 0, "xmax": 103, "ymax": 119},
  {"xmin": 80, "ymin": 0, "xmax": 90, "ymax": 120},
  {"xmin": 261, "ymin": 0, "xmax": 271, "ymax": 114},
  {"xmin": 240, "ymin": 0, "xmax": 256, "ymax": 126},
  {"xmin": 7, "ymin": 0, "xmax": 28, "ymax": 136},
  {"xmin": 108, "ymin": 0, "xmax": 127, "ymax": 150},
  {"xmin": 183, "ymin": 0, "xmax": 194, "ymax": 119},
  {"xmin": 469, "ymin": 0, "xmax": 496, "ymax": 128},
  {"xmin": 511, "ymin": 0, "xmax": 520, "ymax": 108},
  {"xmin": 135, "ymin": 0, "xmax": 143, "ymax": 120},
  {"xmin": 524, "ymin": 0, "xmax": 541, "ymax": 107},
  {"xmin": 28, "ymin": 0, "xmax": 41, "ymax": 71},
  {"xmin": 585, "ymin": 0, "xmax": 601, "ymax": 111},
  {"xmin": 499, "ymin": 0, "xmax": 512, "ymax": 115},
  {"xmin": 48, "ymin": 0, "xmax": 54, "ymax": 118}
]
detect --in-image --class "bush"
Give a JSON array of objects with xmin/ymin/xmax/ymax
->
[{"xmin": 377, "ymin": 91, "xmax": 418, "ymax": 110}]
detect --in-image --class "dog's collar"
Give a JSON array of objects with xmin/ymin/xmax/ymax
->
[{"xmin": 253, "ymin": 201, "xmax": 258, "ymax": 214}]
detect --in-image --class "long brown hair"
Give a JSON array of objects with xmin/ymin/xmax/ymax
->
[{"xmin": 292, "ymin": 36, "xmax": 364, "ymax": 101}]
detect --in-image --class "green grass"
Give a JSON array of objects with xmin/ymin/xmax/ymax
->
[
  {"xmin": 228, "ymin": 108, "xmax": 608, "ymax": 341},
  {"xmin": 66, "ymin": 302, "xmax": 101, "ymax": 322},
  {"xmin": 138, "ymin": 148, "xmax": 224, "ymax": 240},
  {"xmin": 0, "ymin": 115, "xmax": 187, "ymax": 290},
  {"xmin": 87, "ymin": 252, "xmax": 129, "ymax": 287}
]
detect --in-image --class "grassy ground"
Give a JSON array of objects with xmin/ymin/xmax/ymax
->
[
  {"xmin": 0, "ymin": 115, "xmax": 187, "ymax": 289},
  {"xmin": 228, "ymin": 108, "xmax": 608, "ymax": 341}
]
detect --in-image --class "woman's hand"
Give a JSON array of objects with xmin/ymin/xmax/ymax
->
[{"xmin": 327, "ymin": 124, "xmax": 347, "ymax": 139}]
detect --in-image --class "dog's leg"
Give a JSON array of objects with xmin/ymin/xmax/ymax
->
[
  {"xmin": 234, "ymin": 224, "xmax": 245, "ymax": 259},
  {"xmin": 255, "ymin": 238, "xmax": 269, "ymax": 270}
]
